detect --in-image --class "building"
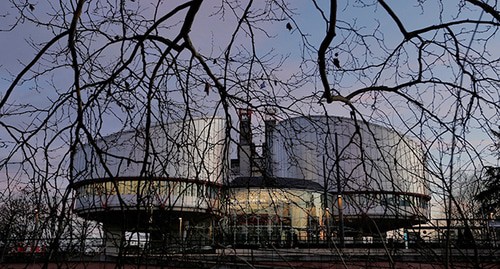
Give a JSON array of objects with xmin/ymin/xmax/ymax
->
[
  {"xmin": 225, "ymin": 176, "xmax": 330, "ymax": 247},
  {"xmin": 71, "ymin": 111, "xmax": 430, "ymax": 252},
  {"xmin": 226, "ymin": 112, "xmax": 431, "ymax": 246},
  {"xmin": 72, "ymin": 117, "xmax": 228, "ymax": 254}
]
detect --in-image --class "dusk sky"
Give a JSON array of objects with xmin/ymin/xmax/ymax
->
[{"xmin": 0, "ymin": 0, "xmax": 498, "ymax": 200}]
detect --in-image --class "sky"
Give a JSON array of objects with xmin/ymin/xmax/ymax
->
[{"xmin": 0, "ymin": 0, "xmax": 498, "ymax": 215}]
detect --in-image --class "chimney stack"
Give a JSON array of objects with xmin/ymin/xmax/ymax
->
[
  {"xmin": 263, "ymin": 107, "xmax": 276, "ymax": 176},
  {"xmin": 238, "ymin": 108, "xmax": 253, "ymax": 177}
]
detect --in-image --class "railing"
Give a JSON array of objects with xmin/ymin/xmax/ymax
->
[{"xmin": 1, "ymin": 224, "xmax": 498, "ymax": 261}]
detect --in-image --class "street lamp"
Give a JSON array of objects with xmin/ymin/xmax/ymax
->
[{"xmin": 179, "ymin": 217, "xmax": 183, "ymax": 242}]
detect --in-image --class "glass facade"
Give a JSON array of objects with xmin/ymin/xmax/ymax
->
[
  {"xmin": 74, "ymin": 179, "xmax": 222, "ymax": 214},
  {"xmin": 224, "ymin": 187, "xmax": 333, "ymax": 247}
]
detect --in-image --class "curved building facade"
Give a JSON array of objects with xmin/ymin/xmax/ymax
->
[
  {"xmin": 269, "ymin": 116, "xmax": 430, "ymax": 233},
  {"xmin": 72, "ymin": 112, "xmax": 430, "ymax": 251},
  {"xmin": 225, "ymin": 177, "xmax": 333, "ymax": 247},
  {"xmin": 72, "ymin": 117, "xmax": 228, "ymax": 253}
]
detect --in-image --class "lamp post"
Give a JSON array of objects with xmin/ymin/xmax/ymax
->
[
  {"xmin": 179, "ymin": 217, "xmax": 183, "ymax": 242},
  {"xmin": 322, "ymin": 156, "xmax": 331, "ymax": 247},
  {"xmin": 335, "ymin": 133, "xmax": 345, "ymax": 248},
  {"xmin": 34, "ymin": 208, "xmax": 39, "ymax": 252}
]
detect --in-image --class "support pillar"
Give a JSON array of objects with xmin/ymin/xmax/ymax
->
[{"xmin": 104, "ymin": 225, "xmax": 125, "ymax": 256}]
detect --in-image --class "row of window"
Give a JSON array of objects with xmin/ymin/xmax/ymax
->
[
  {"xmin": 346, "ymin": 193, "xmax": 429, "ymax": 209},
  {"xmin": 75, "ymin": 180, "xmax": 220, "ymax": 199}
]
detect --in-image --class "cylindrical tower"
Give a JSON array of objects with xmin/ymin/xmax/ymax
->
[
  {"xmin": 270, "ymin": 116, "xmax": 430, "ymax": 233},
  {"xmin": 72, "ymin": 117, "xmax": 228, "ymax": 253}
]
